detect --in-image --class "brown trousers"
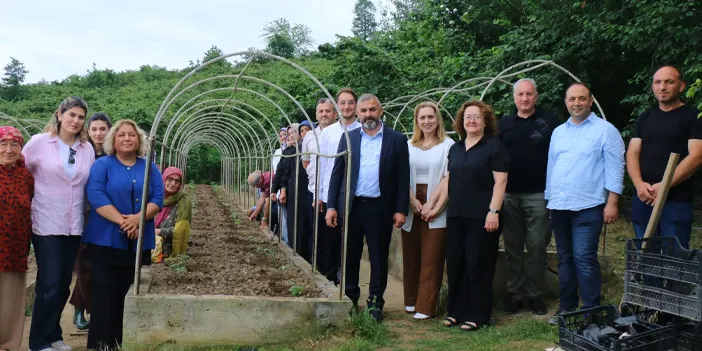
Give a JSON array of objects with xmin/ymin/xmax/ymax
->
[
  {"xmin": 69, "ymin": 245, "xmax": 92, "ymax": 313},
  {"xmin": 401, "ymin": 184, "xmax": 446, "ymax": 316},
  {"xmin": 0, "ymin": 272, "xmax": 27, "ymax": 350}
]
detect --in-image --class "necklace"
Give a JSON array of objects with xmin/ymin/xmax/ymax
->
[{"xmin": 418, "ymin": 138, "xmax": 438, "ymax": 150}]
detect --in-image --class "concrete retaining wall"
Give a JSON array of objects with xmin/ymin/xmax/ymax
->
[{"xmin": 123, "ymin": 295, "xmax": 351, "ymax": 348}]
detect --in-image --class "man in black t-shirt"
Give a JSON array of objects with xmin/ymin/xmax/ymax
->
[
  {"xmin": 498, "ymin": 78, "xmax": 561, "ymax": 315},
  {"xmin": 626, "ymin": 66, "xmax": 702, "ymax": 248}
]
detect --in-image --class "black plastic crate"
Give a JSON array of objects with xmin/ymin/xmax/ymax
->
[
  {"xmin": 622, "ymin": 295, "xmax": 702, "ymax": 351},
  {"xmin": 558, "ymin": 305, "xmax": 676, "ymax": 351},
  {"xmin": 677, "ymin": 323, "xmax": 701, "ymax": 351},
  {"xmin": 624, "ymin": 237, "xmax": 702, "ymax": 322}
]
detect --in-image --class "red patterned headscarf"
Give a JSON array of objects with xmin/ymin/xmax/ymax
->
[
  {"xmin": 0, "ymin": 126, "xmax": 25, "ymax": 166},
  {"xmin": 0, "ymin": 126, "xmax": 24, "ymax": 145}
]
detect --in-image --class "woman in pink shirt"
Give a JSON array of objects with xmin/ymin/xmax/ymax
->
[{"xmin": 22, "ymin": 96, "xmax": 95, "ymax": 351}]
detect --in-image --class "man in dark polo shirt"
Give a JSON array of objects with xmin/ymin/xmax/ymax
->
[
  {"xmin": 498, "ymin": 78, "xmax": 560, "ymax": 315},
  {"xmin": 626, "ymin": 65, "xmax": 702, "ymax": 248}
]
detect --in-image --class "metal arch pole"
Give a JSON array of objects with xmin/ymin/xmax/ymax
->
[
  {"xmin": 151, "ymin": 50, "xmax": 350, "ymax": 301},
  {"xmin": 175, "ymin": 127, "xmax": 245, "ymax": 174},
  {"xmin": 387, "ymin": 77, "xmax": 513, "ymax": 131},
  {"xmin": 171, "ymin": 115, "xmax": 262, "ymax": 164},
  {"xmin": 170, "ymin": 112, "xmax": 260, "ymax": 153},
  {"xmin": 172, "ymin": 118, "xmax": 253, "ymax": 170},
  {"xmin": 177, "ymin": 129, "xmax": 242, "ymax": 189},
  {"xmin": 152, "ymin": 51, "xmax": 341, "ymax": 133},
  {"xmin": 162, "ymin": 93, "xmax": 288, "ymax": 150},
  {"xmin": 162, "ymin": 91, "xmax": 291, "ymax": 168},
  {"xmin": 166, "ymin": 104, "xmax": 275, "ymax": 165},
  {"xmin": 156, "ymin": 76, "xmax": 325, "ymax": 166},
  {"xmin": 133, "ymin": 136, "xmax": 156, "ymax": 294},
  {"xmin": 173, "ymin": 117, "xmax": 257, "ymax": 204}
]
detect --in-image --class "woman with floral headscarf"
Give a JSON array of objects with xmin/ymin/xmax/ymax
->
[
  {"xmin": 0, "ymin": 126, "xmax": 34, "ymax": 351},
  {"xmin": 153, "ymin": 167, "xmax": 192, "ymax": 263}
]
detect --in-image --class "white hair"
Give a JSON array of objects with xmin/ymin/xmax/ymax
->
[{"xmin": 513, "ymin": 78, "xmax": 538, "ymax": 95}]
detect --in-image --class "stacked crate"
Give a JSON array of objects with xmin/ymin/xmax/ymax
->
[{"xmin": 558, "ymin": 236, "xmax": 702, "ymax": 351}]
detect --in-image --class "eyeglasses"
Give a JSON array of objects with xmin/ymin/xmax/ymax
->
[
  {"xmin": 68, "ymin": 148, "xmax": 76, "ymax": 165},
  {"xmin": 464, "ymin": 115, "xmax": 483, "ymax": 121},
  {"xmin": 0, "ymin": 141, "xmax": 21, "ymax": 150},
  {"xmin": 166, "ymin": 177, "xmax": 182, "ymax": 184}
]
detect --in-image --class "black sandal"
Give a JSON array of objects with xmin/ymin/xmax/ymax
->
[
  {"xmin": 442, "ymin": 317, "xmax": 458, "ymax": 327},
  {"xmin": 460, "ymin": 321, "xmax": 486, "ymax": 332}
]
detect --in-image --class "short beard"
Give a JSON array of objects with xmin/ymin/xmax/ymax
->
[
  {"xmin": 657, "ymin": 92, "xmax": 680, "ymax": 104},
  {"xmin": 363, "ymin": 119, "xmax": 378, "ymax": 130}
]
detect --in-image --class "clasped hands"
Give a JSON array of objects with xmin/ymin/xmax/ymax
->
[
  {"xmin": 415, "ymin": 197, "xmax": 440, "ymax": 223},
  {"xmin": 119, "ymin": 213, "xmax": 141, "ymax": 239},
  {"xmin": 636, "ymin": 181, "xmax": 661, "ymax": 206}
]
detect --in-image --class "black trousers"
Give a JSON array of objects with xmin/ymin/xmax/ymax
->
[
  {"xmin": 87, "ymin": 261, "xmax": 134, "ymax": 350},
  {"xmin": 345, "ymin": 197, "xmax": 393, "ymax": 310},
  {"xmin": 446, "ymin": 217, "xmax": 500, "ymax": 326},
  {"xmin": 308, "ymin": 190, "xmax": 327, "ymax": 273},
  {"xmin": 286, "ymin": 181, "xmax": 310, "ymax": 261},
  {"xmin": 324, "ymin": 202, "xmax": 342, "ymax": 282}
]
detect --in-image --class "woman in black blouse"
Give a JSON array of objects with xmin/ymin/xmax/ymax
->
[{"xmin": 424, "ymin": 100, "xmax": 508, "ymax": 331}]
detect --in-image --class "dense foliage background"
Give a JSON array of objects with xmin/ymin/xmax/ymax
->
[{"xmin": 1, "ymin": 0, "xmax": 701, "ymax": 186}]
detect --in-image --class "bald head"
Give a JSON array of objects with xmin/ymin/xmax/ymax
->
[
  {"xmin": 248, "ymin": 170, "xmax": 262, "ymax": 188},
  {"xmin": 652, "ymin": 66, "xmax": 686, "ymax": 106}
]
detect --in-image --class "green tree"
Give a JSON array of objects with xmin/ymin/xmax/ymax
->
[
  {"xmin": 352, "ymin": 0, "xmax": 378, "ymax": 41},
  {"xmin": 1, "ymin": 57, "xmax": 29, "ymax": 101},
  {"xmin": 261, "ymin": 18, "xmax": 314, "ymax": 58}
]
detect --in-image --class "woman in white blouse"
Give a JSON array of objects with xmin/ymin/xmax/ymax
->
[{"xmin": 401, "ymin": 101, "xmax": 454, "ymax": 320}]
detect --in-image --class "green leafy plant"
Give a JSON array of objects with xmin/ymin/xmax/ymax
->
[
  {"xmin": 288, "ymin": 283, "xmax": 305, "ymax": 297},
  {"xmin": 165, "ymin": 254, "xmax": 190, "ymax": 274}
]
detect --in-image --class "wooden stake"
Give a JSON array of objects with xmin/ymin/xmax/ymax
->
[{"xmin": 641, "ymin": 153, "xmax": 680, "ymax": 249}]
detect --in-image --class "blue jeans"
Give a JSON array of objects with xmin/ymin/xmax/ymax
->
[
  {"xmin": 631, "ymin": 196, "xmax": 693, "ymax": 249},
  {"xmin": 29, "ymin": 235, "xmax": 81, "ymax": 351},
  {"xmin": 551, "ymin": 205, "xmax": 604, "ymax": 311}
]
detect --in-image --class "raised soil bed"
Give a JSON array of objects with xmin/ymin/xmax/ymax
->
[
  {"xmin": 123, "ymin": 185, "xmax": 350, "ymax": 348},
  {"xmin": 149, "ymin": 185, "xmax": 323, "ymax": 298}
]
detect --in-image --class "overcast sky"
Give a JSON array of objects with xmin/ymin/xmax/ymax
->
[{"xmin": 0, "ymin": 0, "xmax": 375, "ymax": 83}]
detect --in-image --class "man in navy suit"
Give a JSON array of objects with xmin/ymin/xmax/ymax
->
[{"xmin": 326, "ymin": 93, "xmax": 410, "ymax": 321}]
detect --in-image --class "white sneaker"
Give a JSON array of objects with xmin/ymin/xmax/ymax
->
[
  {"xmin": 413, "ymin": 312, "xmax": 431, "ymax": 320},
  {"xmin": 31, "ymin": 348, "xmax": 57, "ymax": 351},
  {"xmin": 51, "ymin": 341, "xmax": 72, "ymax": 351},
  {"xmin": 405, "ymin": 306, "xmax": 415, "ymax": 313}
]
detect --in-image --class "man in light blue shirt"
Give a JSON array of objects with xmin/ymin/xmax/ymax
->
[
  {"xmin": 545, "ymin": 82, "xmax": 625, "ymax": 324},
  {"xmin": 356, "ymin": 124, "xmax": 383, "ymax": 197}
]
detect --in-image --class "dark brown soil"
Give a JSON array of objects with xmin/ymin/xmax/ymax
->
[{"xmin": 149, "ymin": 185, "xmax": 323, "ymax": 298}]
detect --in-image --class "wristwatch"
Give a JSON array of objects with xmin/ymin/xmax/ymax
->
[{"xmin": 488, "ymin": 208, "xmax": 500, "ymax": 214}]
